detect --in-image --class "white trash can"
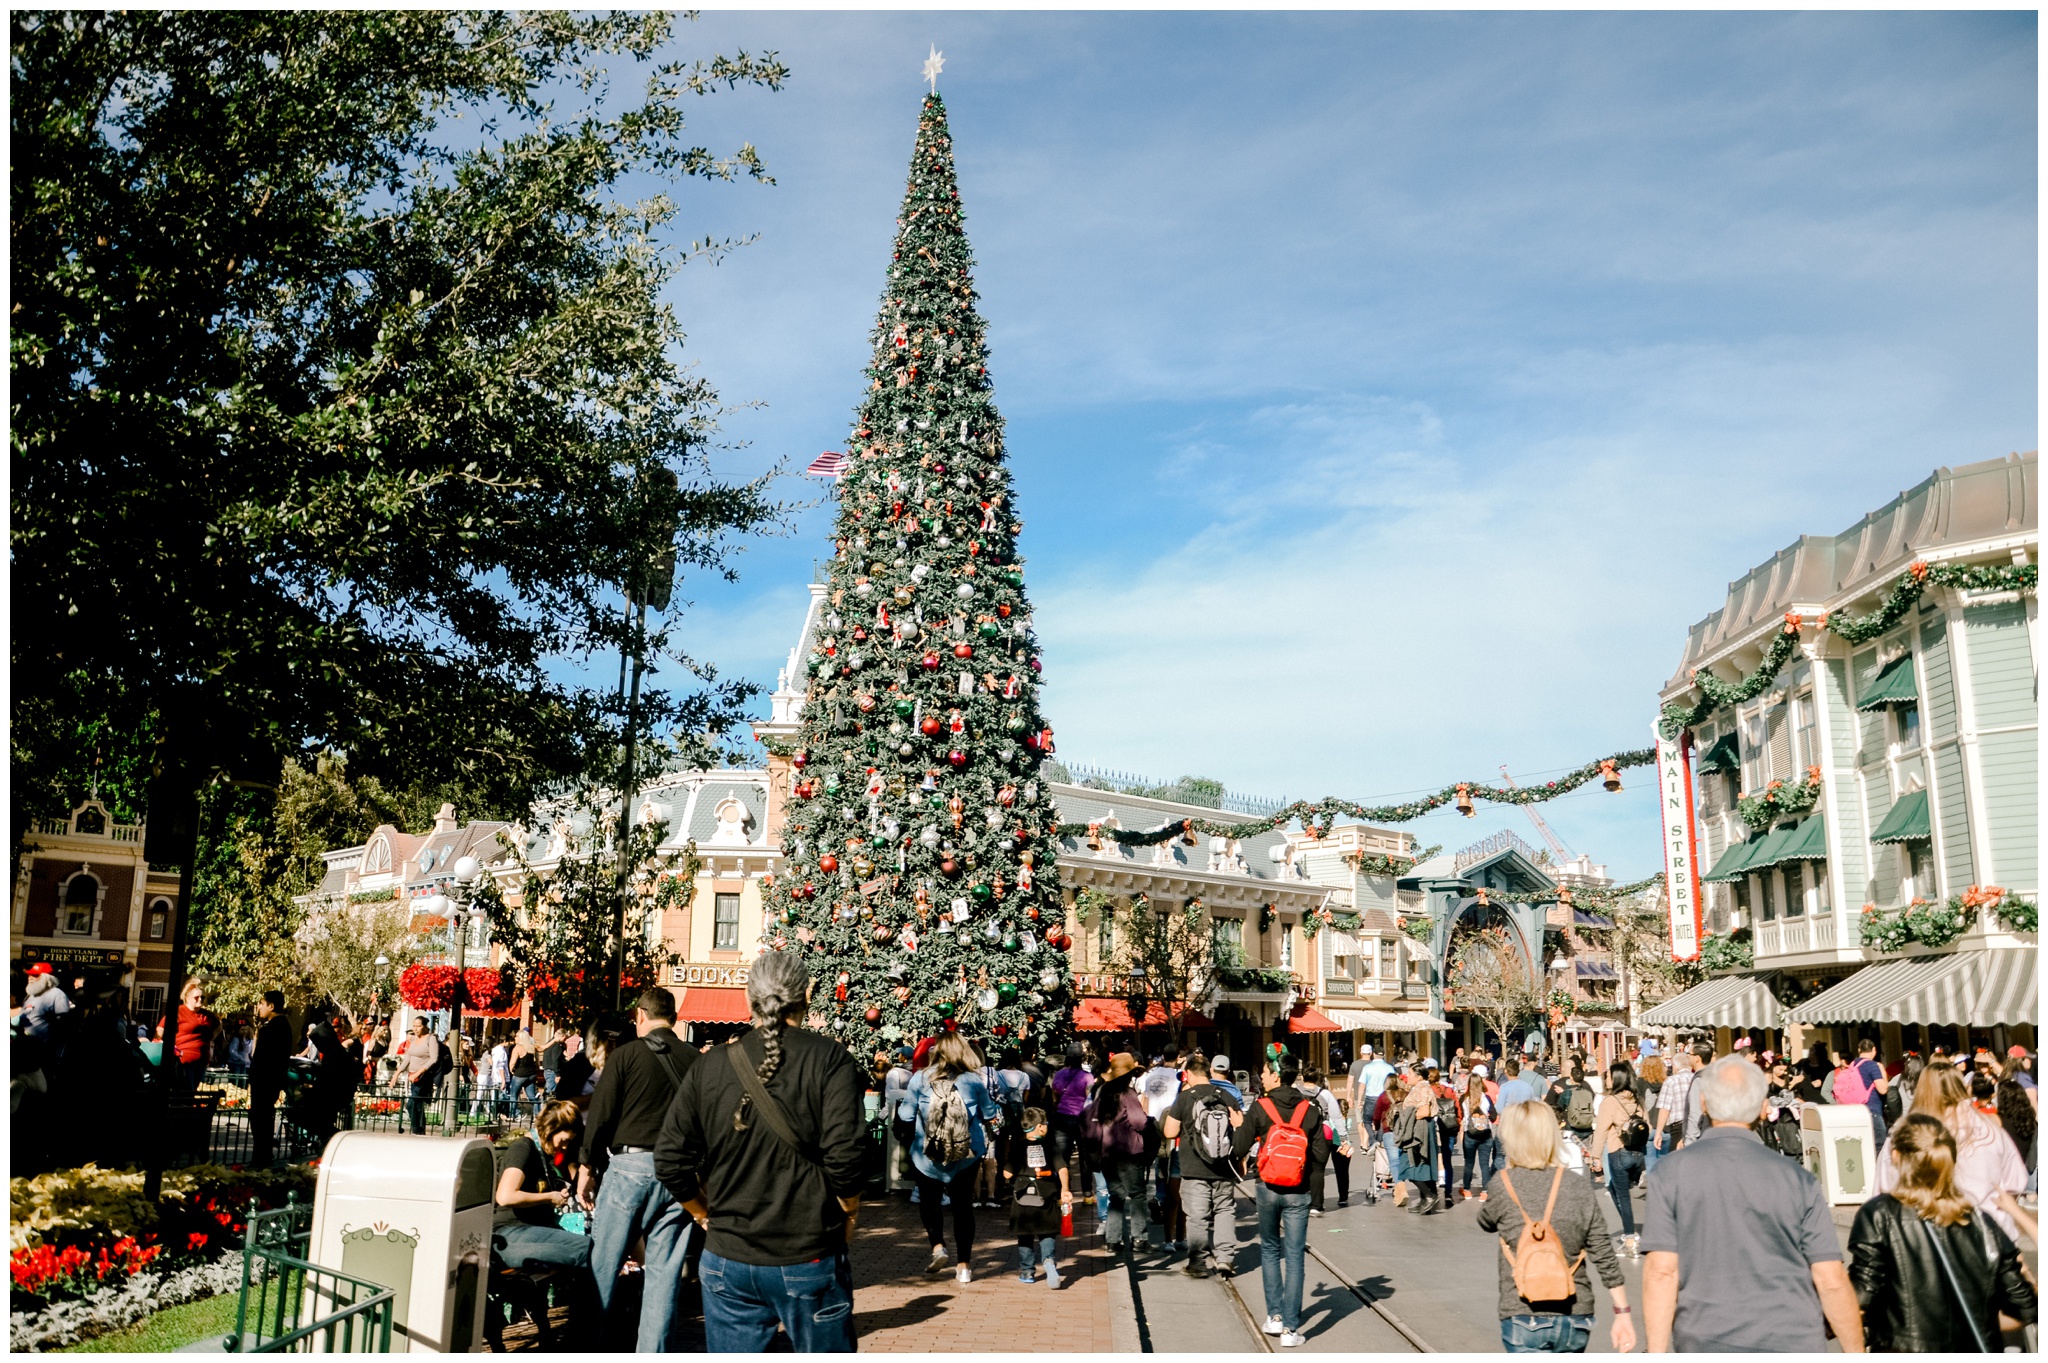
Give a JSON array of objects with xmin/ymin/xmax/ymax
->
[
  {"xmin": 309, "ymin": 1132, "xmax": 499, "ymax": 1352},
  {"xmin": 1801, "ymin": 1104, "xmax": 1877, "ymax": 1205}
]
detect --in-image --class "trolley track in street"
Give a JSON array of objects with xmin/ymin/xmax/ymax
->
[{"xmin": 1216, "ymin": 1176, "xmax": 1436, "ymax": 1353}]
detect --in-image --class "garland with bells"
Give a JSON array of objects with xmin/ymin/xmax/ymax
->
[
  {"xmin": 1659, "ymin": 560, "xmax": 2038, "ymax": 739},
  {"xmin": 1060, "ymin": 749, "xmax": 1650, "ymax": 847}
]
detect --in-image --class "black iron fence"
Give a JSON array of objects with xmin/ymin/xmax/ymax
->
[{"xmin": 187, "ymin": 1071, "xmax": 550, "ymax": 1168}]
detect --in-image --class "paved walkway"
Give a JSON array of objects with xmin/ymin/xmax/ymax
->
[
  {"xmin": 495, "ymin": 1190, "xmax": 1119, "ymax": 1352},
  {"xmin": 850, "ymin": 1189, "xmax": 1118, "ymax": 1351}
]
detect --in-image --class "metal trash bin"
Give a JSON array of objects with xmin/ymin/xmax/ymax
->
[
  {"xmin": 1802, "ymin": 1103, "xmax": 1877, "ymax": 1205},
  {"xmin": 308, "ymin": 1132, "xmax": 498, "ymax": 1352}
]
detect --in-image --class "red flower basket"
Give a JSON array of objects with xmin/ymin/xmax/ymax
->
[{"xmin": 398, "ymin": 964, "xmax": 463, "ymax": 1011}]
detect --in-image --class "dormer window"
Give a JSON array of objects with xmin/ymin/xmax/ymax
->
[{"xmin": 72, "ymin": 804, "xmax": 107, "ymax": 837}]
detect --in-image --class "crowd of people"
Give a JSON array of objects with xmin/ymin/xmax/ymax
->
[{"xmin": 13, "ymin": 953, "xmax": 2041, "ymax": 1352}]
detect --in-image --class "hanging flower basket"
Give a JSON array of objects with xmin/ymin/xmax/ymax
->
[
  {"xmin": 463, "ymin": 967, "xmax": 514, "ymax": 1012},
  {"xmin": 398, "ymin": 964, "xmax": 463, "ymax": 1011}
]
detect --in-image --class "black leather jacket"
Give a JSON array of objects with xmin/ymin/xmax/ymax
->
[{"xmin": 1848, "ymin": 1194, "xmax": 2035, "ymax": 1352}]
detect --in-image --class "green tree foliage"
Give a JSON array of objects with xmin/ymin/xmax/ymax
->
[
  {"xmin": 762, "ymin": 93, "xmax": 1071, "ymax": 1056},
  {"xmin": 187, "ymin": 755, "xmax": 415, "ymax": 1013},
  {"xmin": 473, "ymin": 791, "xmax": 692, "ymax": 1028},
  {"xmin": 294, "ymin": 898, "xmax": 431, "ymax": 1029},
  {"xmin": 10, "ymin": 10, "xmax": 787, "ymax": 843},
  {"xmin": 1448, "ymin": 927, "xmax": 1546, "ymax": 1054}
]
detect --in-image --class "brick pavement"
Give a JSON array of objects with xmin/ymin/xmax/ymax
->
[
  {"xmin": 494, "ymin": 1192, "xmax": 1121, "ymax": 1352},
  {"xmin": 851, "ymin": 1190, "xmax": 1117, "ymax": 1352}
]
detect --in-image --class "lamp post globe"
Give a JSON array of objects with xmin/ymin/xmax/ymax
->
[{"xmin": 452, "ymin": 855, "xmax": 482, "ymax": 884}]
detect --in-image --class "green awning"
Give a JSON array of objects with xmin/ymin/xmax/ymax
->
[
  {"xmin": 1869, "ymin": 789, "xmax": 1931, "ymax": 844},
  {"xmin": 1696, "ymin": 732, "xmax": 1741, "ymax": 776},
  {"xmin": 1857, "ymin": 654, "xmax": 1918, "ymax": 711},
  {"xmin": 1741, "ymin": 822, "xmax": 1802, "ymax": 873},
  {"xmin": 1751, "ymin": 814, "xmax": 1827, "ymax": 869},
  {"xmin": 1702, "ymin": 837, "xmax": 1760, "ymax": 883}
]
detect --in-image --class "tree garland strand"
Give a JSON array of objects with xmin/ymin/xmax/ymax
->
[
  {"xmin": 1658, "ymin": 560, "xmax": 2037, "ymax": 739},
  {"xmin": 1056, "ymin": 749, "xmax": 1653, "ymax": 846}
]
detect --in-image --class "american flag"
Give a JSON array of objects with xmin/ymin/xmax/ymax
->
[{"xmin": 805, "ymin": 450, "xmax": 848, "ymax": 479}]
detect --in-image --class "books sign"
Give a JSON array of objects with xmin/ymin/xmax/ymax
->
[{"xmin": 1655, "ymin": 725, "xmax": 1704, "ymax": 961}]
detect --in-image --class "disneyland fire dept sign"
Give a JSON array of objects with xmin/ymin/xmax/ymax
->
[{"xmin": 1655, "ymin": 727, "xmax": 1704, "ymax": 962}]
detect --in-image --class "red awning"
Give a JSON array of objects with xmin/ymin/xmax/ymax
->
[
  {"xmin": 1073, "ymin": 998, "xmax": 1216, "ymax": 1032},
  {"xmin": 1287, "ymin": 1004, "xmax": 1342, "ymax": 1033},
  {"xmin": 677, "ymin": 986, "xmax": 751, "ymax": 1024}
]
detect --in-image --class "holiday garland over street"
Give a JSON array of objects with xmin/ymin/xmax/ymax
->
[
  {"xmin": 1658, "ymin": 560, "xmax": 2038, "ymax": 739},
  {"xmin": 1061, "ymin": 748, "xmax": 1652, "ymax": 848},
  {"xmin": 762, "ymin": 90, "xmax": 1071, "ymax": 1054}
]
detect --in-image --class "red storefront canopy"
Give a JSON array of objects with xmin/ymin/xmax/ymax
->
[
  {"xmin": 1287, "ymin": 1003, "xmax": 1342, "ymax": 1033},
  {"xmin": 677, "ymin": 986, "xmax": 752, "ymax": 1024},
  {"xmin": 1073, "ymin": 998, "xmax": 1216, "ymax": 1032}
]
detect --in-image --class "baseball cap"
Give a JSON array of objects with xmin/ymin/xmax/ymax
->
[
  {"xmin": 2009, "ymin": 1045, "xmax": 2029, "ymax": 1058},
  {"xmin": 1472, "ymin": 1063, "xmax": 1489, "ymax": 1076},
  {"xmin": 1209, "ymin": 1054, "xmax": 1231, "ymax": 1075},
  {"xmin": 1360, "ymin": 1044, "xmax": 1374, "ymax": 1056},
  {"xmin": 26, "ymin": 962, "xmax": 53, "ymax": 977}
]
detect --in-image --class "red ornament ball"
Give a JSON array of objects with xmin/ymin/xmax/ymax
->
[
  {"xmin": 919, "ymin": 651, "xmax": 941, "ymax": 671},
  {"xmin": 792, "ymin": 751, "xmax": 808, "ymax": 770},
  {"xmin": 952, "ymin": 642, "xmax": 973, "ymax": 659},
  {"xmin": 819, "ymin": 854, "xmax": 840, "ymax": 874},
  {"xmin": 947, "ymin": 749, "xmax": 968, "ymax": 768},
  {"xmin": 920, "ymin": 716, "xmax": 942, "ymax": 737},
  {"xmin": 864, "ymin": 1006, "xmax": 882, "ymax": 1024}
]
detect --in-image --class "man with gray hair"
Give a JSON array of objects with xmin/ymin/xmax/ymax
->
[
  {"xmin": 1640, "ymin": 1057, "xmax": 1865, "ymax": 1353},
  {"xmin": 655, "ymin": 950, "xmax": 867, "ymax": 1352}
]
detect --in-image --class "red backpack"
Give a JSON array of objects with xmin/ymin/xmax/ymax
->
[{"xmin": 1254, "ymin": 1098, "xmax": 1313, "ymax": 1187}]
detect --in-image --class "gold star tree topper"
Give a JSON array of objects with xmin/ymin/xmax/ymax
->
[{"xmin": 922, "ymin": 45, "xmax": 944, "ymax": 92}]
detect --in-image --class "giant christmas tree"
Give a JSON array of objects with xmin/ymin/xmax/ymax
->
[{"xmin": 764, "ymin": 89, "xmax": 1073, "ymax": 1056}]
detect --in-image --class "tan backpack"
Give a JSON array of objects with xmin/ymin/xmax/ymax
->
[{"xmin": 1497, "ymin": 1166, "xmax": 1584, "ymax": 1304}]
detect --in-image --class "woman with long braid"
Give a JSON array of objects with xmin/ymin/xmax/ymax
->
[{"xmin": 654, "ymin": 951, "xmax": 869, "ymax": 1353}]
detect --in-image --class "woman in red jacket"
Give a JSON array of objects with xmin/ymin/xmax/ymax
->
[{"xmin": 158, "ymin": 977, "xmax": 218, "ymax": 1090}]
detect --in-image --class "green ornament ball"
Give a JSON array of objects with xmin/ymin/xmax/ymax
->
[
  {"xmin": 970, "ymin": 882, "xmax": 993, "ymax": 903},
  {"xmin": 935, "ymin": 1000, "xmax": 956, "ymax": 1018}
]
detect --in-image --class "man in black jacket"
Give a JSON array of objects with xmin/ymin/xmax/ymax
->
[
  {"xmin": 248, "ymin": 990, "xmax": 294, "ymax": 1167},
  {"xmin": 1228, "ymin": 1051, "xmax": 1330, "ymax": 1347},
  {"xmin": 301, "ymin": 1001, "xmax": 356, "ymax": 1143},
  {"xmin": 578, "ymin": 988, "xmax": 696, "ymax": 1352},
  {"xmin": 655, "ymin": 951, "xmax": 866, "ymax": 1353}
]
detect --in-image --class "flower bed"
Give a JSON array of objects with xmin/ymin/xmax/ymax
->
[{"xmin": 9, "ymin": 1163, "xmax": 315, "ymax": 1352}]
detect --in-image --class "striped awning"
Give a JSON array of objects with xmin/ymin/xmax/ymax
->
[
  {"xmin": 1322, "ymin": 1008, "xmax": 1454, "ymax": 1032},
  {"xmin": 1641, "ymin": 972, "xmax": 1782, "ymax": 1029},
  {"xmin": 1573, "ymin": 910, "xmax": 1615, "ymax": 929},
  {"xmin": 1574, "ymin": 960, "xmax": 1620, "ymax": 980},
  {"xmin": 1869, "ymin": 789, "xmax": 1931, "ymax": 844},
  {"xmin": 1972, "ymin": 950, "xmax": 2037, "ymax": 1026},
  {"xmin": 1786, "ymin": 950, "xmax": 2035, "ymax": 1027}
]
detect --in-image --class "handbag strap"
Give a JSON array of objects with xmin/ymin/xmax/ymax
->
[
  {"xmin": 1921, "ymin": 1215, "xmax": 1995, "ymax": 1353},
  {"xmin": 725, "ymin": 1041, "xmax": 820, "ymax": 1168}
]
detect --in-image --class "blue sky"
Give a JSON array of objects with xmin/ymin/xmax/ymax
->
[{"xmin": 621, "ymin": 11, "xmax": 2035, "ymax": 878}]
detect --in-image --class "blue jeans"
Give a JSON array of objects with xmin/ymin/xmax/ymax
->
[
  {"xmin": 405, "ymin": 1078, "xmax": 437, "ymax": 1134},
  {"xmin": 1017, "ymin": 1236, "xmax": 1058, "ymax": 1277},
  {"xmin": 493, "ymin": 1222, "xmax": 599, "ymax": 1333},
  {"xmin": 1255, "ymin": 1183, "xmax": 1311, "ymax": 1332},
  {"xmin": 1462, "ymin": 1133, "xmax": 1500, "ymax": 1190},
  {"xmin": 1380, "ymin": 1131, "xmax": 1406, "ymax": 1186},
  {"xmin": 1501, "ymin": 1314, "xmax": 1592, "ymax": 1352},
  {"xmin": 1642, "ymin": 1138, "xmax": 1660, "ymax": 1176},
  {"xmin": 1602, "ymin": 1149, "xmax": 1643, "ymax": 1235},
  {"xmin": 590, "ymin": 1151, "xmax": 692, "ymax": 1351},
  {"xmin": 699, "ymin": 1249, "xmax": 855, "ymax": 1353}
]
